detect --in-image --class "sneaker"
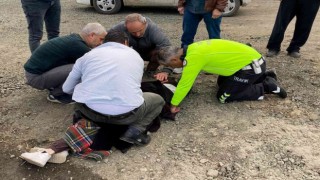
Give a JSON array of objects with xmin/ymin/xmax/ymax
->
[
  {"xmin": 265, "ymin": 70, "xmax": 277, "ymax": 81},
  {"xmin": 266, "ymin": 50, "xmax": 279, "ymax": 57},
  {"xmin": 30, "ymin": 147, "xmax": 68, "ymax": 164},
  {"xmin": 120, "ymin": 127, "xmax": 151, "ymax": 146},
  {"xmin": 263, "ymin": 77, "xmax": 287, "ymax": 98},
  {"xmin": 48, "ymin": 151, "xmax": 68, "ymax": 163},
  {"xmin": 20, "ymin": 151, "xmax": 51, "ymax": 167},
  {"xmin": 288, "ymin": 51, "xmax": 301, "ymax": 58},
  {"xmin": 47, "ymin": 93, "xmax": 75, "ymax": 104}
]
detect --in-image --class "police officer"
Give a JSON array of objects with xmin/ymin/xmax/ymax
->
[{"xmin": 156, "ymin": 39, "xmax": 287, "ymax": 113}]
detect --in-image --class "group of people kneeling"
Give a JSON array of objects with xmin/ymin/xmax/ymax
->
[{"xmin": 20, "ymin": 13, "xmax": 287, "ymax": 167}]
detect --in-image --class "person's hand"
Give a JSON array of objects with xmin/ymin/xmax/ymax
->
[
  {"xmin": 178, "ymin": 7, "xmax": 184, "ymax": 15},
  {"xmin": 154, "ymin": 72, "xmax": 169, "ymax": 83},
  {"xmin": 212, "ymin": 9, "xmax": 222, "ymax": 19},
  {"xmin": 170, "ymin": 105, "xmax": 180, "ymax": 113}
]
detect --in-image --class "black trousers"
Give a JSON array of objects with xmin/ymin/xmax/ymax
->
[
  {"xmin": 266, "ymin": 0, "xmax": 320, "ymax": 53},
  {"xmin": 216, "ymin": 63, "xmax": 266, "ymax": 103}
]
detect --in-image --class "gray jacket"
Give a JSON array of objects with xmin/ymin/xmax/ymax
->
[{"xmin": 109, "ymin": 18, "xmax": 171, "ymax": 61}]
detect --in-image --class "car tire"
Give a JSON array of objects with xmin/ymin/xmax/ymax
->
[
  {"xmin": 223, "ymin": 0, "xmax": 241, "ymax": 17},
  {"xmin": 92, "ymin": 0, "xmax": 122, "ymax": 14}
]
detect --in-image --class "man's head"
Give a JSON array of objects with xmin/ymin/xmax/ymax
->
[
  {"xmin": 125, "ymin": 13, "xmax": 147, "ymax": 38},
  {"xmin": 80, "ymin": 23, "xmax": 107, "ymax": 48},
  {"xmin": 157, "ymin": 46, "xmax": 184, "ymax": 68},
  {"xmin": 104, "ymin": 30, "xmax": 129, "ymax": 46}
]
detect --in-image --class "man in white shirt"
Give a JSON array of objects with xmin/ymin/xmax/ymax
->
[{"xmin": 63, "ymin": 30, "xmax": 165, "ymax": 146}]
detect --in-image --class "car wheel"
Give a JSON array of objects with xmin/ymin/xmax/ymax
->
[
  {"xmin": 92, "ymin": 0, "xmax": 122, "ymax": 14},
  {"xmin": 223, "ymin": 0, "xmax": 241, "ymax": 17}
]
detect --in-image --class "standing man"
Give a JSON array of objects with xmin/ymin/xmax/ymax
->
[
  {"xmin": 63, "ymin": 30, "xmax": 165, "ymax": 146},
  {"xmin": 24, "ymin": 23, "xmax": 107, "ymax": 104},
  {"xmin": 178, "ymin": 0, "xmax": 228, "ymax": 48},
  {"xmin": 157, "ymin": 39, "xmax": 287, "ymax": 113},
  {"xmin": 266, "ymin": 0, "xmax": 320, "ymax": 58},
  {"xmin": 109, "ymin": 13, "xmax": 172, "ymax": 82},
  {"xmin": 21, "ymin": 0, "xmax": 61, "ymax": 53}
]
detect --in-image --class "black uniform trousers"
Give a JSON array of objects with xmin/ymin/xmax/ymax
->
[
  {"xmin": 216, "ymin": 62, "xmax": 267, "ymax": 103},
  {"xmin": 266, "ymin": 0, "xmax": 320, "ymax": 53}
]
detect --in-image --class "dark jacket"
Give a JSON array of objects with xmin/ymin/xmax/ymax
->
[
  {"xmin": 178, "ymin": 0, "xmax": 228, "ymax": 12},
  {"xmin": 24, "ymin": 34, "xmax": 90, "ymax": 74},
  {"xmin": 109, "ymin": 18, "xmax": 171, "ymax": 61}
]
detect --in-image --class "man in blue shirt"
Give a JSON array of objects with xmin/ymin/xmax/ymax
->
[{"xmin": 177, "ymin": 0, "xmax": 227, "ymax": 48}]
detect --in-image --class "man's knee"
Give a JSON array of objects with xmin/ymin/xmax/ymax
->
[{"xmin": 143, "ymin": 92, "xmax": 165, "ymax": 107}]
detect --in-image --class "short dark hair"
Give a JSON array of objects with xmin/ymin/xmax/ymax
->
[{"xmin": 104, "ymin": 30, "xmax": 129, "ymax": 44}]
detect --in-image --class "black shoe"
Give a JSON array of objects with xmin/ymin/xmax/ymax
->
[
  {"xmin": 120, "ymin": 127, "xmax": 151, "ymax": 146},
  {"xmin": 263, "ymin": 77, "xmax": 287, "ymax": 98},
  {"xmin": 47, "ymin": 93, "xmax": 75, "ymax": 104},
  {"xmin": 265, "ymin": 70, "xmax": 277, "ymax": 81},
  {"xmin": 266, "ymin": 50, "xmax": 279, "ymax": 57},
  {"xmin": 287, "ymin": 51, "xmax": 301, "ymax": 58}
]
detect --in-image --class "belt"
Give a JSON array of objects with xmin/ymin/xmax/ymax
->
[
  {"xmin": 242, "ymin": 57, "xmax": 264, "ymax": 70},
  {"xmin": 82, "ymin": 103, "xmax": 139, "ymax": 120}
]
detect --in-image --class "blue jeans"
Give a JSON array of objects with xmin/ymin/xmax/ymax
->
[
  {"xmin": 21, "ymin": 0, "xmax": 61, "ymax": 52},
  {"xmin": 181, "ymin": 8, "xmax": 222, "ymax": 47}
]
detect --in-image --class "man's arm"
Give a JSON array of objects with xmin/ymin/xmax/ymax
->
[
  {"xmin": 62, "ymin": 58, "xmax": 83, "ymax": 94},
  {"xmin": 177, "ymin": 0, "xmax": 186, "ymax": 14},
  {"xmin": 149, "ymin": 23, "xmax": 173, "ymax": 81},
  {"xmin": 149, "ymin": 24, "xmax": 171, "ymax": 49},
  {"xmin": 215, "ymin": 0, "xmax": 228, "ymax": 12},
  {"xmin": 177, "ymin": 0, "xmax": 185, "ymax": 8},
  {"xmin": 212, "ymin": 0, "xmax": 228, "ymax": 18},
  {"xmin": 170, "ymin": 59, "xmax": 203, "ymax": 106}
]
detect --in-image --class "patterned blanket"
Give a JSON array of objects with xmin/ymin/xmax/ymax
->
[{"xmin": 63, "ymin": 118, "xmax": 111, "ymax": 161}]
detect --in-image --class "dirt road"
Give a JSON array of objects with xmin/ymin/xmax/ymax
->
[{"xmin": 0, "ymin": 0, "xmax": 319, "ymax": 179}]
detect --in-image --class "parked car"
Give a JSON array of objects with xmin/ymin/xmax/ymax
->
[
  {"xmin": 75, "ymin": 0, "xmax": 251, "ymax": 17},
  {"xmin": 224, "ymin": 0, "xmax": 251, "ymax": 17}
]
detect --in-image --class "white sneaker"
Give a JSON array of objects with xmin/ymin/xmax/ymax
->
[
  {"xmin": 48, "ymin": 150, "xmax": 68, "ymax": 164},
  {"xmin": 30, "ymin": 147, "xmax": 69, "ymax": 164},
  {"xmin": 20, "ymin": 152, "xmax": 51, "ymax": 167}
]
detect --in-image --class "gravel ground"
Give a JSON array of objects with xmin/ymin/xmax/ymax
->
[{"xmin": 0, "ymin": 0, "xmax": 320, "ymax": 179}]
